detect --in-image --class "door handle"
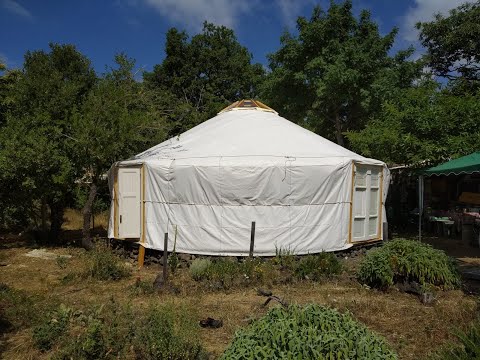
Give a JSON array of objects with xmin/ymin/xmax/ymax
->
[{"xmin": 120, "ymin": 215, "xmax": 122, "ymax": 224}]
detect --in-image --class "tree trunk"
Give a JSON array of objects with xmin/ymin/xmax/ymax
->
[
  {"xmin": 334, "ymin": 111, "xmax": 345, "ymax": 147},
  {"xmin": 41, "ymin": 198, "xmax": 48, "ymax": 242},
  {"xmin": 82, "ymin": 182, "xmax": 97, "ymax": 251},
  {"xmin": 49, "ymin": 201, "xmax": 64, "ymax": 244}
]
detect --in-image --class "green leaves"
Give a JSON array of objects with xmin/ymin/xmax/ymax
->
[
  {"xmin": 262, "ymin": 1, "xmax": 419, "ymax": 145},
  {"xmin": 144, "ymin": 22, "xmax": 264, "ymax": 134},
  {"xmin": 417, "ymin": 2, "xmax": 480, "ymax": 83},
  {"xmin": 220, "ymin": 304, "xmax": 397, "ymax": 359},
  {"xmin": 346, "ymin": 81, "xmax": 480, "ymax": 167},
  {"xmin": 357, "ymin": 239, "xmax": 461, "ymax": 289}
]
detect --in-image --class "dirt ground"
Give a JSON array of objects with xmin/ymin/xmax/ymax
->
[{"xmin": 0, "ymin": 221, "xmax": 479, "ymax": 359}]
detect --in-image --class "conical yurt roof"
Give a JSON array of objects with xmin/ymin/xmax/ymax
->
[{"xmin": 134, "ymin": 100, "xmax": 367, "ymax": 161}]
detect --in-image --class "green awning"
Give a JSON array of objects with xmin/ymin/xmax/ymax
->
[{"xmin": 422, "ymin": 151, "xmax": 480, "ymax": 176}]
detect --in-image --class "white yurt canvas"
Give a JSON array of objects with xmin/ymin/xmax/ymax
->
[{"xmin": 108, "ymin": 100, "xmax": 390, "ymax": 256}]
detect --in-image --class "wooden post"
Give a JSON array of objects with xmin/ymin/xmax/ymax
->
[
  {"xmin": 113, "ymin": 166, "xmax": 119, "ymax": 238},
  {"xmin": 348, "ymin": 162, "xmax": 355, "ymax": 243},
  {"xmin": 249, "ymin": 221, "xmax": 255, "ymax": 258},
  {"xmin": 138, "ymin": 246, "xmax": 145, "ymax": 268},
  {"xmin": 163, "ymin": 232, "xmax": 168, "ymax": 284},
  {"xmin": 138, "ymin": 165, "xmax": 146, "ymax": 269}
]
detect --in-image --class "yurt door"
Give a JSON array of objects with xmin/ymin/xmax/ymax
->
[
  {"xmin": 351, "ymin": 165, "xmax": 382, "ymax": 242},
  {"xmin": 117, "ymin": 167, "xmax": 142, "ymax": 239}
]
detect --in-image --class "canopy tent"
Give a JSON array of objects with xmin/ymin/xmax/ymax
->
[
  {"xmin": 418, "ymin": 151, "xmax": 480, "ymax": 240},
  {"xmin": 422, "ymin": 152, "xmax": 480, "ymax": 176},
  {"xmin": 108, "ymin": 100, "xmax": 390, "ymax": 256}
]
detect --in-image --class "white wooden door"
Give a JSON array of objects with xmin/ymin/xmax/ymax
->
[
  {"xmin": 351, "ymin": 165, "xmax": 382, "ymax": 242},
  {"xmin": 118, "ymin": 167, "xmax": 141, "ymax": 238}
]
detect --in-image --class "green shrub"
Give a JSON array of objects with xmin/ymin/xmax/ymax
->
[
  {"xmin": 129, "ymin": 277, "xmax": 156, "ymax": 296},
  {"xmin": 0, "ymin": 283, "xmax": 51, "ymax": 329},
  {"xmin": 357, "ymin": 239, "xmax": 460, "ymax": 289},
  {"xmin": 294, "ymin": 253, "xmax": 342, "ymax": 280},
  {"xmin": 53, "ymin": 299, "xmax": 134, "ymax": 359},
  {"xmin": 169, "ymin": 251, "xmax": 179, "ymax": 274},
  {"xmin": 189, "ymin": 258, "xmax": 212, "ymax": 281},
  {"xmin": 33, "ymin": 304, "xmax": 72, "ymax": 351},
  {"xmin": 52, "ymin": 300, "xmax": 206, "ymax": 360},
  {"xmin": 85, "ymin": 244, "xmax": 131, "ymax": 281},
  {"xmin": 132, "ymin": 304, "xmax": 207, "ymax": 360},
  {"xmin": 432, "ymin": 319, "xmax": 480, "ymax": 359},
  {"xmin": 206, "ymin": 259, "xmax": 239, "ymax": 288},
  {"xmin": 220, "ymin": 304, "xmax": 397, "ymax": 359},
  {"xmin": 274, "ymin": 245, "xmax": 296, "ymax": 269}
]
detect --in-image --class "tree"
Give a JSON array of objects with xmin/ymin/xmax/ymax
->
[
  {"xmin": 71, "ymin": 54, "xmax": 169, "ymax": 249},
  {"xmin": 0, "ymin": 64, "xmax": 21, "ymax": 127},
  {"xmin": 262, "ymin": 1, "xmax": 420, "ymax": 146},
  {"xmin": 417, "ymin": 2, "xmax": 480, "ymax": 83},
  {"xmin": 0, "ymin": 43, "xmax": 96, "ymax": 240},
  {"xmin": 345, "ymin": 80, "xmax": 480, "ymax": 167},
  {"xmin": 144, "ymin": 22, "xmax": 265, "ymax": 135}
]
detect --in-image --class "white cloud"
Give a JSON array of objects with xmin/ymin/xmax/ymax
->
[
  {"xmin": 401, "ymin": 0, "xmax": 472, "ymax": 42},
  {"xmin": 1, "ymin": 0, "xmax": 32, "ymax": 19},
  {"xmin": 275, "ymin": 0, "xmax": 323, "ymax": 28},
  {"xmin": 142, "ymin": 0, "xmax": 253, "ymax": 30}
]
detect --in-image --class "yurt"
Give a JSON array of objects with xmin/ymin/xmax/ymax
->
[{"xmin": 108, "ymin": 100, "xmax": 390, "ymax": 256}]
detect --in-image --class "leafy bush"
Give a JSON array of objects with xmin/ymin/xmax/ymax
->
[
  {"xmin": 357, "ymin": 239, "xmax": 460, "ymax": 289},
  {"xmin": 133, "ymin": 304, "xmax": 207, "ymax": 360},
  {"xmin": 220, "ymin": 304, "xmax": 397, "ymax": 359},
  {"xmin": 206, "ymin": 259, "xmax": 239, "ymax": 288},
  {"xmin": 0, "ymin": 283, "xmax": 55, "ymax": 329},
  {"xmin": 33, "ymin": 304, "xmax": 72, "ymax": 351},
  {"xmin": 189, "ymin": 258, "xmax": 212, "ymax": 281},
  {"xmin": 43, "ymin": 300, "xmax": 206, "ymax": 359},
  {"xmin": 129, "ymin": 277, "xmax": 156, "ymax": 296},
  {"xmin": 53, "ymin": 299, "xmax": 134, "ymax": 359},
  {"xmin": 294, "ymin": 253, "xmax": 342, "ymax": 280},
  {"xmin": 432, "ymin": 319, "xmax": 480, "ymax": 360},
  {"xmin": 274, "ymin": 245, "xmax": 296, "ymax": 269},
  {"xmin": 85, "ymin": 244, "xmax": 131, "ymax": 281}
]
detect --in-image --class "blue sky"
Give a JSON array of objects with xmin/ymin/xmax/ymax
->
[{"xmin": 0, "ymin": 0, "xmax": 471, "ymax": 74}]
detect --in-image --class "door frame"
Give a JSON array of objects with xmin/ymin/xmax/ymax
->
[
  {"xmin": 113, "ymin": 164, "xmax": 146, "ymax": 242},
  {"xmin": 348, "ymin": 161, "xmax": 384, "ymax": 244}
]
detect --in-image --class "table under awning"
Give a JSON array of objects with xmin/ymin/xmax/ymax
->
[{"xmin": 418, "ymin": 151, "xmax": 480, "ymax": 242}]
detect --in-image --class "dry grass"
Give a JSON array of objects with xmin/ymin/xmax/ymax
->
[
  {"xmin": 62, "ymin": 208, "xmax": 109, "ymax": 231},
  {"xmin": 0, "ymin": 214, "xmax": 478, "ymax": 359},
  {"xmin": 0, "ymin": 236, "xmax": 477, "ymax": 359}
]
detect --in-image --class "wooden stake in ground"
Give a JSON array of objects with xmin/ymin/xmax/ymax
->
[
  {"xmin": 249, "ymin": 221, "xmax": 255, "ymax": 258},
  {"xmin": 153, "ymin": 232, "xmax": 169, "ymax": 289}
]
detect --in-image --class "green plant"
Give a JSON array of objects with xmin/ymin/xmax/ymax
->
[
  {"xmin": 294, "ymin": 253, "xmax": 342, "ymax": 280},
  {"xmin": 357, "ymin": 239, "xmax": 460, "ymax": 289},
  {"xmin": 432, "ymin": 319, "xmax": 480, "ymax": 359},
  {"xmin": 206, "ymin": 259, "xmax": 239, "ymax": 289},
  {"xmin": 220, "ymin": 304, "xmax": 397, "ymax": 359},
  {"xmin": 0, "ymin": 283, "xmax": 44, "ymax": 329},
  {"xmin": 169, "ymin": 252, "xmax": 179, "ymax": 275},
  {"xmin": 53, "ymin": 299, "xmax": 134, "ymax": 359},
  {"xmin": 129, "ymin": 277, "xmax": 156, "ymax": 296},
  {"xmin": 56, "ymin": 256, "xmax": 69, "ymax": 269},
  {"xmin": 132, "ymin": 304, "xmax": 207, "ymax": 360},
  {"xmin": 60, "ymin": 272, "xmax": 77, "ymax": 285},
  {"xmin": 85, "ymin": 244, "xmax": 131, "ymax": 281},
  {"xmin": 189, "ymin": 258, "xmax": 212, "ymax": 281},
  {"xmin": 274, "ymin": 244, "xmax": 296, "ymax": 269},
  {"xmin": 33, "ymin": 304, "xmax": 72, "ymax": 351}
]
